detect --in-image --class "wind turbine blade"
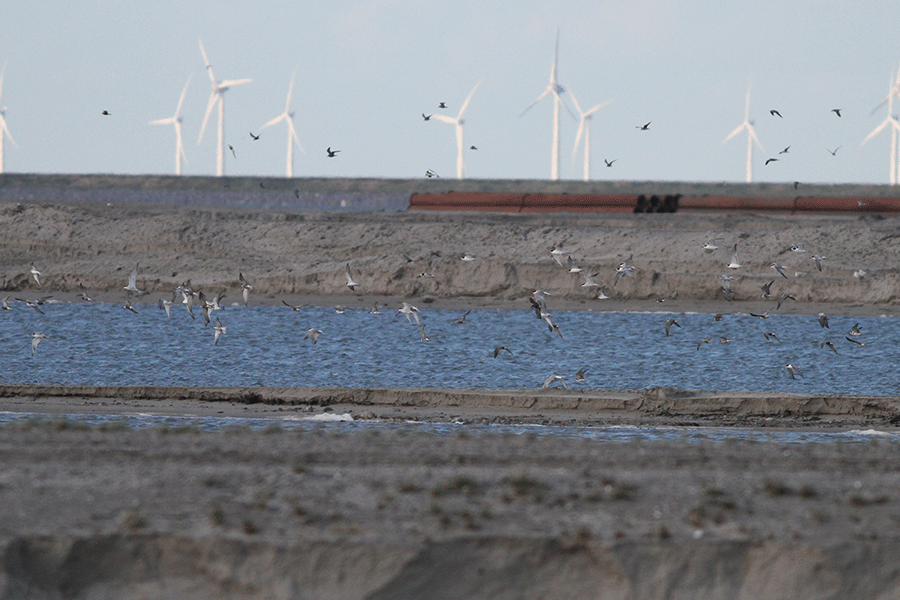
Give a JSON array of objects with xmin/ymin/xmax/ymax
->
[
  {"xmin": 584, "ymin": 99, "xmax": 612, "ymax": 117},
  {"xmin": 572, "ymin": 118, "xmax": 586, "ymax": 161},
  {"xmin": 259, "ymin": 113, "xmax": 285, "ymax": 131},
  {"xmin": 219, "ymin": 78, "xmax": 252, "ymax": 88},
  {"xmin": 285, "ymin": 70, "xmax": 296, "ymax": 111},
  {"xmin": 457, "ymin": 80, "xmax": 481, "ymax": 119},
  {"xmin": 0, "ymin": 118, "xmax": 17, "ymax": 147},
  {"xmin": 569, "ymin": 89, "xmax": 583, "ymax": 115},
  {"xmin": 550, "ymin": 27, "xmax": 560, "ymax": 86},
  {"xmin": 0, "ymin": 60, "xmax": 6, "ymax": 100},
  {"xmin": 861, "ymin": 119, "xmax": 891, "ymax": 147},
  {"xmin": 287, "ymin": 119, "xmax": 304, "ymax": 153},
  {"xmin": 520, "ymin": 89, "xmax": 551, "ymax": 117},
  {"xmin": 175, "ymin": 75, "xmax": 192, "ymax": 117},
  {"xmin": 198, "ymin": 92, "xmax": 218, "ymax": 143},
  {"xmin": 149, "ymin": 117, "xmax": 176, "ymax": 126},
  {"xmin": 556, "ymin": 92, "xmax": 577, "ymax": 120},
  {"xmin": 748, "ymin": 126, "xmax": 765, "ymax": 154},
  {"xmin": 723, "ymin": 123, "xmax": 746, "ymax": 144},
  {"xmin": 199, "ymin": 39, "xmax": 216, "ymax": 84},
  {"xmin": 431, "ymin": 114, "xmax": 457, "ymax": 125}
]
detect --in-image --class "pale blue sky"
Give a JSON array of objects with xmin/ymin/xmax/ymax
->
[{"xmin": 4, "ymin": 1, "xmax": 900, "ymax": 184}]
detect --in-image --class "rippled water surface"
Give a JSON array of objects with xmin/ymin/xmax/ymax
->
[{"xmin": 2, "ymin": 301, "xmax": 897, "ymax": 395}]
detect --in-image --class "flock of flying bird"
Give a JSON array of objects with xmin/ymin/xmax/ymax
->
[{"xmin": 8, "ymin": 236, "xmax": 871, "ymax": 387}]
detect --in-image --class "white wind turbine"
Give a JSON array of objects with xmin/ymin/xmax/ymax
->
[
  {"xmin": 0, "ymin": 61, "xmax": 19, "ymax": 174},
  {"xmin": 432, "ymin": 80, "xmax": 481, "ymax": 179},
  {"xmin": 569, "ymin": 90, "xmax": 611, "ymax": 181},
  {"xmin": 861, "ymin": 64, "xmax": 900, "ymax": 185},
  {"xmin": 722, "ymin": 82, "xmax": 764, "ymax": 183},
  {"xmin": 197, "ymin": 39, "xmax": 251, "ymax": 176},
  {"xmin": 149, "ymin": 76, "xmax": 192, "ymax": 175},
  {"xmin": 259, "ymin": 71, "xmax": 304, "ymax": 178},
  {"xmin": 521, "ymin": 28, "xmax": 575, "ymax": 181}
]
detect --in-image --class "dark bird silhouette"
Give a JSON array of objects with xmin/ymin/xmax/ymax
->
[
  {"xmin": 826, "ymin": 146, "xmax": 841, "ymax": 156},
  {"xmin": 821, "ymin": 341, "xmax": 838, "ymax": 354},
  {"xmin": 763, "ymin": 332, "xmax": 781, "ymax": 343},
  {"xmin": 761, "ymin": 280, "xmax": 774, "ymax": 299},
  {"xmin": 765, "ymin": 158, "xmax": 779, "ymax": 165},
  {"xmin": 493, "ymin": 345, "xmax": 513, "ymax": 358},
  {"xmin": 326, "ymin": 147, "xmax": 340, "ymax": 157},
  {"xmin": 770, "ymin": 109, "xmax": 783, "ymax": 118},
  {"xmin": 294, "ymin": 189, "xmax": 300, "ymax": 199},
  {"xmin": 101, "ymin": 110, "xmax": 111, "ymax": 116},
  {"xmin": 845, "ymin": 336, "xmax": 866, "ymax": 347},
  {"xmin": 793, "ymin": 181, "xmax": 800, "ymax": 189},
  {"xmin": 779, "ymin": 146, "xmax": 790, "ymax": 154},
  {"xmin": 470, "ymin": 145, "xmax": 477, "ymax": 150},
  {"xmin": 250, "ymin": 132, "xmax": 260, "ymax": 140},
  {"xmin": 776, "ymin": 293, "xmax": 796, "ymax": 310},
  {"xmin": 664, "ymin": 318, "xmax": 681, "ymax": 336},
  {"xmin": 422, "ymin": 113, "xmax": 432, "ymax": 121},
  {"xmin": 818, "ymin": 313, "xmax": 830, "ymax": 328},
  {"xmin": 831, "ymin": 108, "xmax": 842, "ymax": 117},
  {"xmin": 438, "ymin": 102, "xmax": 447, "ymax": 109},
  {"xmin": 604, "ymin": 159, "xmax": 616, "ymax": 167},
  {"xmin": 636, "ymin": 121, "xmax": 651, "ymax": 131},
  {"xmin": 228, "ymin": 144, "xmax": 236, "ymax": 158}
]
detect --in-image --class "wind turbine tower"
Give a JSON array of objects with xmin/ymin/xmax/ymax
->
[
  {"xmin": 432, "ymin": 80, "xmax": 481, "ymax": 179},
  {"xmin": 862, "ymin": 63, "xmax": 900, "ymax": 185},
  {"xmin": 149, "ymin": 76, "xmax": 192, "ymax": 175},
  {"xmin": 521, "ymin": 28, "xmax": 574, "ymax": 180},
  {"xmin": 570, "ymin": 90, "xmax": 611, "ymax": 181},
  {"xmin": 259, "ymin": 71, "xmax": 304, "ymax": 178},
  {"xmin": 722, "ymin": 82, "xmax": 764, "ymax": 183},
  {"xmin": 0, "ymin": 62, "xmax": 18, "ymax": 174},
  {"xmin": 197, "ymin": 39, "xmax": 251, "ymax": 176}
]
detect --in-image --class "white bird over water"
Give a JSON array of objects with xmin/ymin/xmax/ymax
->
[
  {"xmin": 123, "ymin": 263, "xmax": 145, "ymax": 296},
  {"xmin": 214, "ymin": 317, "xmax": 227, "ymax": 345},
  {"xmin": 239, "ymin": 273, "xmax": 253, "ymax": 306},
  {"xmin": 31, "ymin": 333, "xmax": 48, "ymax": 356},
  {"xmin": 786, "ymin": 363, "xmax": 802, "ymax": 379},
  {"xmin": 532, "ymin": 289, "xmax": 552, "ymax": 309},
  {"xmin": 1, "ymin": 296, "xmax": 11, "ymax": 310},
  {"xmin": 30, "ymin": 263, "xmax": 43, "ymax": 288},
  {"xmin": 303, "ymin": 327, "xmax": 322, "ymax": 344},
  {"xmin": 727, "ymin": 245, "xmax": 741, "ymax": 269},
  {"xmin": 397, "ymin": 302, "xmax": 420, "ymax": 325},
  {"xmin": 542, "ymin": 374, "xmax": 569, "ymax": 389},
  {"xmin": 345, "ymin": 264, "xmax": 359, "ymax": 291},
  {"xmin": 158, "ymin": 297, "xmax": 173, "ymax": 319}
]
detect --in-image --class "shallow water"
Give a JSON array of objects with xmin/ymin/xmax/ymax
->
[
  {"xmin": 1, "ymin": 301, "xmax": 897, "ymax": 395},
  {"xmin": 2, "ymin": 410, "xmax": 898, "ymax": 445}
]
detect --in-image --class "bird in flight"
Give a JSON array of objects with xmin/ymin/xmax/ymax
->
[
  {"xmin": 664, "ymin": 318, "xmax": 681, "ymax": 337},
  {"xmin": 281, "ymin": 299, "xmax": 307, "ymax": 311},
  {"xmin": 604, "ymin": 159, "xmax": 616, "ymax": 167},
  {"xmin": 228, "ymin": 144, "xmax": 236, "ymax": 158},
  {"xmin": 326, "ymin": 147, "xmax": 340, "ymax": 157},
  {"xmin": 826, "ymin": 146, "xmax": 841, "ymax": 156},
  {"xmin": 636, "ymin": 121, "xmax": 651, "ymax": 131},
  {"xmin": 818, "ymin": 313, "xmax": 830, "ymax": 328},
  {"xmin": 101, "ymin": 110, "xmax": 111, "ymax": 116},
  {"xmin": 696, "ymin": 335, "xmax": 713, "ymax": 351},
  {"xmin": 776, "ymin": 293, "xmax": 796, "ymax": 310},
  {"xmin": 845, "ymin": 336, "xmax": 866, "ymax": 347},
  {"xmin": 779, "ymin": 146, "xmax": 790, "ymax": 154},
  {"xmin": 493, "ymin": 345, "xmax": 513, "ymax": 358},
  {"xmin": 31, "ymin": 333, "xmax": 48, "ymax": 356},
  {"xmin": 542, "ymin": 374, "xmax": 568, "ymax": 389},
  {"xmin": 250, "ymin": 132, "xmax": 260, "ymax": 140},
  {"xmin": 770, "ymin": 109, "xmax": 783, "ymax": 118},
  {"xmin": 703, "ymin": 238, "xmax": 722, "ymax": 252},
  {"xmin": 765, "ymin": 158, "xmax": 779, "ymax": 165},
  {"xmin": 123, "ymin": 263, "xmax": 145, "ymax": 296},
  {"xmin": 848, "ymin": 323, "xmax": 862, "ymax": 336},
  {"xmin": 304, "ymin": 327, "xmax": 322, "ymax": 345},
  {"xmin": 214, "ymin": 317, "xmax": 227, "ymax": 345},
  {"xmin": 811, "ymin": 254, "xmax": 826, "ymax": 271},
  {"xmin": 123, "ymin": 297, "xmax": 138, "ymax": 314},
  {"xmin": 760, "ymin": 280, "xmax": 774, "ymax": 299},
  {"xmin": 345, "ymin": 264, "xmax": 359, "ymax": 291},
  {"xmin": 239, "ymin": 272, "xmax": 253, "ymax": 306},
  {"xmin": 821, "ymin": 341, "xmax": 838, "ymax": 354},
  {"xmin": 453, "ymin": 310, "xmax": 471, "ymax": 325},
  {"xmin": 727, "ymin": 244, "xmax": 741, "ymax": 269},
  {"xmin": 30, "ymin": 263, "xmax": 42, "ymax": 288},
  {"xmin": 422, "ymin": 113, "xmax": 432, "ymax": 121},
  {"xmin": 770, "ymin": 263, "xmax": 788, "ymax": 278},
  {"xmin": 574, "ymin": 368, "xmax": 587, "ymax": 383},
  {"xmin": 831, "ymin": 109, "xmax": 842, "ymax": 117},
  {"xmin": 763, "ymin": 332, "xmax": 781, "ymax": 343},
  {"xmin": 786, "ymin": 364, "xmax": 802, "ymax": 379},
  {"xmin": 438, "ymin": 102, "xmax": 447, "ymax": 109}
]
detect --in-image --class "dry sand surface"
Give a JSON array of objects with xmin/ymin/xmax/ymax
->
[{"xmin": 3, "ymin": 197, "xmax": 900, "ymax": 598}]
